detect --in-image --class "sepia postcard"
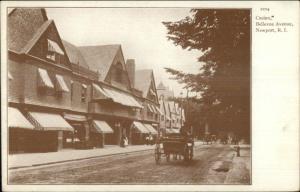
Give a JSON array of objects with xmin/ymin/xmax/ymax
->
[{"xmin": 1, "ymin": 1, "xmax": 299, "ymax": 192}]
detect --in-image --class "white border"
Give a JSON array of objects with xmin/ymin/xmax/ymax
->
[{"xmin": 1, "ymin": 1, "xmax": 299, "ymax": 191}]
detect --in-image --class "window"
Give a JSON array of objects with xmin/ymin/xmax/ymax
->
[
  {"xmin": 81, "ymin": 84, "xmax": 87, "ymax": 103},
  {"xmin": 162, "ymin": 115, "xmax": 165, "ymax": 121},
  {"xmin": 46, "ymin": 51, "xmax": 55, "ymax": 61},
  {"xmin": 46, "ymin": 39, "xmax": 64, "ymax": 63}
]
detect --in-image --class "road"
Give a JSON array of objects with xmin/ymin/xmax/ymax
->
[{"xmin": 8, "ymin": 144, "xmax": 250, "ymax": 184}]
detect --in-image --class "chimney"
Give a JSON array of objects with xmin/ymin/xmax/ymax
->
[{"xmin": 126, "ymin": 59, "xmax": 135, "ymax": 87}]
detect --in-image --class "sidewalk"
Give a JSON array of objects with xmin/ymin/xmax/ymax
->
[
  {"xmin": 9, "ymin": 141, "xmax": 203, "ymax": 170},
  {"xmin": 9, "ymin": 145, "xmax": 154, "ymax": 170},
  {"xmin": 225, "ymin": 147, "xmax": 251, "ymax": 184}
]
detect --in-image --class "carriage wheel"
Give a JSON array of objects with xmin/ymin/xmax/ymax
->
[
  {"xmin": 184, "ymin": 146, "xmax": 189, "ymax": 161},
  {"xmin": 166, "ymin": 154, "xmax": 170, "ymax": 162},
  {"xmin": 188, "ymin": 147, "xmax": 193, "ymax": 160},
  {"xmin": 184, "ymin": 145, "xmax": 193, "ymax": 161},
  {"xmin": 154, "ymin": 144, "xmax": 161, "ymax": 164},
  {"xmin": 173, "ymin": 154, "xmax": 178, "ymax": 160}
]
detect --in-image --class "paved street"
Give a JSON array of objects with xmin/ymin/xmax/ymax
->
[{"xmin": 8, "ymin": 144, "xmax": 250, "ymax": 184}]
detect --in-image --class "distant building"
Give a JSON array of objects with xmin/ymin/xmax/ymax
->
[
  {"xmin": 134, "ymin": 69, "xmax": 161, "ymax": 141},
  {"xmin": 157, "ymin": 82, "xmax": 186, "ymax": 134},
  {"xmin": 156, "ymin": 82, "xmax": 174, "ymax": 100}
]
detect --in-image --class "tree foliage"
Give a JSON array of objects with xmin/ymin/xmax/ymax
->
[{"xmin": 163, "ymin": 9, "xmax": 250, "ymax": 139}]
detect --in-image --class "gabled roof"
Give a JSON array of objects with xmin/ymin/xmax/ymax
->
[
  {"xmin": 78, "ymin": 45, "xmax": 121, "ymax": 80},
  {"xmin": 21, "ymin": 20, "xmax": 53, "ymax": 54},
  {"xmin": 8, "ymin": 8, "xmax": 48, "ymax": 53},
  {"xmin": 157, "ymin": 82, "xmax": 166, "ymax": 90},
  {"xmin": 62, "ymin": 40, "xmax": 89, "ymax": 68},
  {"xmin": 134, "ymin": 69, "xmax": 153, "ymax": 98}
]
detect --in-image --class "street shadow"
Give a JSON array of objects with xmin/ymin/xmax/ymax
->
[{"xmin": 157, "ymin": 158, "xmax": 200, "ymax": 167}]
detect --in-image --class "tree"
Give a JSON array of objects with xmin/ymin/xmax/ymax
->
[{"xmin": 163, "ymin": 9, "xmax": 250, "ymax": 141}]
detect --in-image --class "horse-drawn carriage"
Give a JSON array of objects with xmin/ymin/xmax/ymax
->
[{"xmin": 154, "ymin": 132, "xmax": 194, "ymax": 164}]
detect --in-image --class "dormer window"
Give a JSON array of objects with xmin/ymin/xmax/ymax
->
[{"xmin": 46, "ymin": 39, "xmax": 64, "ymax": 63}]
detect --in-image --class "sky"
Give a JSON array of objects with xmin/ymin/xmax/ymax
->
[{"xmin": 46, "ymin": 8, "xmax": 203, "ymax": 97}]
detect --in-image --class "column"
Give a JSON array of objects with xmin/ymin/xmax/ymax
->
[
  {"xmin": 84, "ymin": 122, "xmax": 90, "ymax": 148},
  {"xmin": 128, "ymin": 125, "xmax": 132, "ymax": 145},
  {"xmin": 101, "ymin": 134, "xmax": 104, "ymax": 148},
  {"xmin": 57, "ymin": 131, "xmax": 63, "ymax": 150}
]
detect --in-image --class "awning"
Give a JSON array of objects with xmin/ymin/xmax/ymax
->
[
  {"xmin": 38, "ymin": 68, "xmax": 54, "ymax": 89},
  {"xmin": 8, "ymin": 107, "xmax": 34, "ymax": 129},
  {"xmin": 63, "ymin": 113, "xmax": 87, "ymax": 122},
  {"xmin": 144, "ymin": 124, "xmax": 158, "ymax": 135},
  {"xmin": 132, "ymin": 121, "xmax": 149, "ymax": 134},
  {"xmin": 151, "ymin": 105, "xmax": 158, "ymax": 114},
  {"xmin": 92, "ymin": 84, "xmax": 111, "ymax": 100},
  {"xmin": 82, "ymin": 84, "xmax": 87, "ymax": 89},
  {"xmin": 147, "ymin": 104, "xmax": 154, "ymax": 113},
  {"xmin": 28, "ymin": 112, "xmax": 73, "ymax": 131},
  {"xmin": 165, "ymin": 128, "xmax": 173, "ymax": 134},
  {"xmin": 47, "ymin": 39, "xmax": 64, "ymax": 55},
  {"xmin": 55, "ymin": 74, "xmax": 69, "ymax": 92},
  {"xmin": 172, "ymin": 128, "xmax": 180, "ymax": 133},
  {"xmin": 92, "ymin": 120, "xmax": 114, "ymax": 133},
  {"xmin": 155, "ymin": 106, "xmax": 163, "ymax": 115},
  {"xmin": 103, "ymin": 87, "xmax": 143, "ymax": 108}
]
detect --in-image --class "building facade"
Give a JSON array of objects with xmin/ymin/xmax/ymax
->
[{"xmin": 7, "ymin": 8, "xmax": 186, "ymax": 153}]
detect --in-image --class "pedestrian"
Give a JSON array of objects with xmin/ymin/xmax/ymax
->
[
  {"xmin": 120, "ymin": 135, "xmax": 125, "ymax": 147},
  {"xmin": 149, "ymin": 133, "xmax": 153, "ymax": 145},
  {"xmin": 145, "ymin": 133, "xmax": 149, "ymax": 145},
  {"xmin": 124, "ymin": 136, "xmax": 128, "ymax": 147}
]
